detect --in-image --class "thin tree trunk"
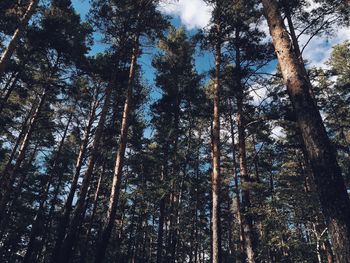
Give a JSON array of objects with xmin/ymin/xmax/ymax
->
[
  {"xmin": 94, "ymin": 38, "xmax": 139, "ymax": 263},
  {"xmin": 57, "ymin": 78, "xmax": 114, "ymax": 262},
  {"xmin": 156, "ymin": 165, "xmax": 166, "ymax": 263},
  {"xmin": 0, "ymin": 72, "xmax": 20, "ymax": 114},
  {"xmin": 23, "ymin": 112, "xmax": 73, "ymax": 263},
  {"xmin": 0, "ymin": 0, "xmax": 39, "ymax": 76},
  {"xmin": 51, "ymin": 94, "xmax": 99, "ymax": 262},
  {"xmin": 236, "ymin": 92, "xmax": 256, "ymax": 263},
  {"xmin": 234, "ymin": 23, "xmax": 256, "ymax": 262},
  {"xmin": 0, "ymin": 87, "xmax": 47, "ymax": 223},
  {"xmin": 80, "ymin": 167, "xmax": 104, "ymax": 263},
  {"xmin": 262, "ymin": 0, "xmax": 350, "ymax": 261},
  {"xmin": 228, "ymin": 103, "xmax": 246, "ymax": 256},
  {"xmin": 211, "ymin": 23, "xmax": 222, "ymax": 263},
  {"xmin": 0, "ymin": 100, "xmax": 36, "ymax": 178}
]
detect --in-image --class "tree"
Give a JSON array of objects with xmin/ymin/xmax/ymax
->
[
  {"xmin": 0, "ymin": 0, "xmax": 39, "ymax": 76},
  {"xmin": 261, "ymin": 0, "xmax": 350, "ymax": 261}
]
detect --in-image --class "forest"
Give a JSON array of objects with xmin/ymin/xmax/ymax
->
[{"xmin": 0, "ymin": 0, "xmax": 349, "ymax": 262}]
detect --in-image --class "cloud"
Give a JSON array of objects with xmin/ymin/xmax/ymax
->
[
  {"xmin": 158, "ymin": 0, "xmax": 213, "ymax": 29},
  {"xmin": 301, "ymin": 27, "xmax": 350, "ymax": 69}
]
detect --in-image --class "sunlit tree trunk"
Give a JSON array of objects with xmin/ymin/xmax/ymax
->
[
  {"xmin": 0, "ymin": 0, "xmax": 39, "ymax": 76},
  {"xmin": 94, "ymin": 37, "xmax": 139, "ymax": 263},
  {"xmin": 262, "ymin": 0, "xmax": 350, "ymax": 261},
  {"xmin": 211, "ymin": 22, "xmax": 222, "ymax": 263}
]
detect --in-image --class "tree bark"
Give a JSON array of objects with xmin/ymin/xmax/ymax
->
[
  {"xmin": 211, "ymin": 24, "xmax": 222, "ymax": 263},
  {"xmin": 0, "ymin": 0, "xmax": 39, "ymax": 76},
  {"xmin": 94, "ymin": 38, "xmax": 139, "ymax": 263},
  {"xmin": 261, "ymin": 0, "xmax": 350, "ymax": 261}
]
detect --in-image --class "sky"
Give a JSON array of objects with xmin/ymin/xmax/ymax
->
[
  {"xmin": 70, "ymin": 0, "xmax": 350, "ymax": 139},
  {"xmin": 71, "ymin": 0, "xmax": 350, "ymax": 76}
]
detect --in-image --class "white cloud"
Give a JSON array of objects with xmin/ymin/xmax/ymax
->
[
  {"xmin": 301, "ymin": 27, "xmax": 350, "ymax": 69},
  {"xmin": 158, "ymin": 0, "xmax": 213, "ymax": 29}
]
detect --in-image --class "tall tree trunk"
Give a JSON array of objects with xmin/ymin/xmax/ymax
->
[
  {"xmin": 51, "ymin": 94, "xmax": 99, "ymax": 262},
  {"xmin": 234, "ymin": 22, "xmax": 256, "ymax": 262},
  {"xmin": 58, "ymin": 78, "xmax": 114, "ymax": 262},
  {"xmin": 261, "ymin": 0, "xmax": 350, "ymax": 261},
  {"xmin": 228, "ymin": 103, "xmax": 246, "ymax": 256},
  {"xmin": 80, "ymin": 167, "xmax": 104, "ymax": 263},
  {"xmin": 0, "ymin": 87, "xmax": 47, "ymax": 223},
  {"xmin": 156, "ymin": 165, "xmax": 166, "ymax": 263},
  {"xmin": 236, "ymin": 92, "xmax": 256, "ymax": 263},
  {"xmin": 211, "ymin": 24, "xmax": 222, "ymax": 263},
  {"xmin": 0, "ymin": 72, "xmax": 20, "ymax": 114},
  {"xmin": 0, "ymin": 100, "xmax": 36, "ymax": 178},
  {"xmin": 94, "ymin": 38, "xmax": 139, "ymax": 263},
  {"xmin": 0, "ymin": 0, "xmax": 39, "ymax": 76},
  {"xmin": 23, "ymin": 112, "xmax": 73, "ymax": 263}
]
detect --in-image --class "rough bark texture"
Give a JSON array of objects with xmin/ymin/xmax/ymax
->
[
  {"xmin": 262, "ymin": 0, "xmax": 350, "ymax": 261},
  {"xmin": 0, "ymin": 0, "xmax": 39, "ymax": 76},
  {"xmin": 211, "ymin": 30, "xmax": 222, "ymax": 263},
  {"xmin": 94, "ymin": 41, "xmax": 139, "ymax": 263}
]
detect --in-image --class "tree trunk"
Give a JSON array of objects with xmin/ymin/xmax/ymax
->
[
  {"xmin": 51, "ymin": 94, "xmax": 99, "ymax": 263},
  {"xmin": 236, "ymin": 92, "xmax": 256, "ymax": 263},
  {"xmin": 0, "ymin": 72, "xmax": 20, "ymax": 114},
  {"xmin": 228, "ymin": 103, "xmax": 246, "ymax": 256},
  {"xmin": 0, "ymin": 87, "xmax": 47, "ymax": 223},
  {"xmin": 211, "ymin": 25, "xmax": 222, "ymax": 263},
  {"xmin": 156, "ymin": 165, "xmax": 166, "ymax": 263},
  {"xmin": 57, "ymin": 78, "xmax": 114, "ymax": 262},
  {"xmin": 23, "ymin": 112, "xmax": 73, "ymax": 263},
  {"xmin": 262, "ymin": 0, "xmax": 350, "ymax": 261},
  {"xmin": 0, "ymin": 0, "xmax": 39, "ymax": 76},
  {"xmin": 80, "ymin": 167, "xmax": 104, "ymax": 263},
  {"xmin": 94, "ymin": 38, "xmax": 139, "ymax": 263}
]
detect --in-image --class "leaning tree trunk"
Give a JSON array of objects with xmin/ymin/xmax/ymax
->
[
  {"xmin": 262, "ymin": 0, "xmax": 350, "ymax": 261},
  {"xmin": 0, "ymin": 87, "xmax": 47, "ymax": 224},
  {"xmin": 51, "ymin": 95, "xmax": 99, "ymax": 263},
  {"xmin": 94, "ymin": 38, "xmax": 139, "ymax": 263},
  {"xmin": 57, "ymin": 78, "xmax": 114, "ymax": 262},
  {"xmin": 0, "ymin": 0, "xmax": 39, "ymax": 76},
  {"xmin": 211, "ymin": 25, "xmax": 222, "ymax": 263},
  {"xmin": 23, "ymin": 112, "xmax": 73, "ymax": 263},
  {"xmin": 0, "ymin": 72, "xmax": 20, "ymax": 114}
]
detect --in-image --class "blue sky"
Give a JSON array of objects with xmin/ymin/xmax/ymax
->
[{"xmin": 71, "ymin": 0, "xmax": 350, "ymax": 104}]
